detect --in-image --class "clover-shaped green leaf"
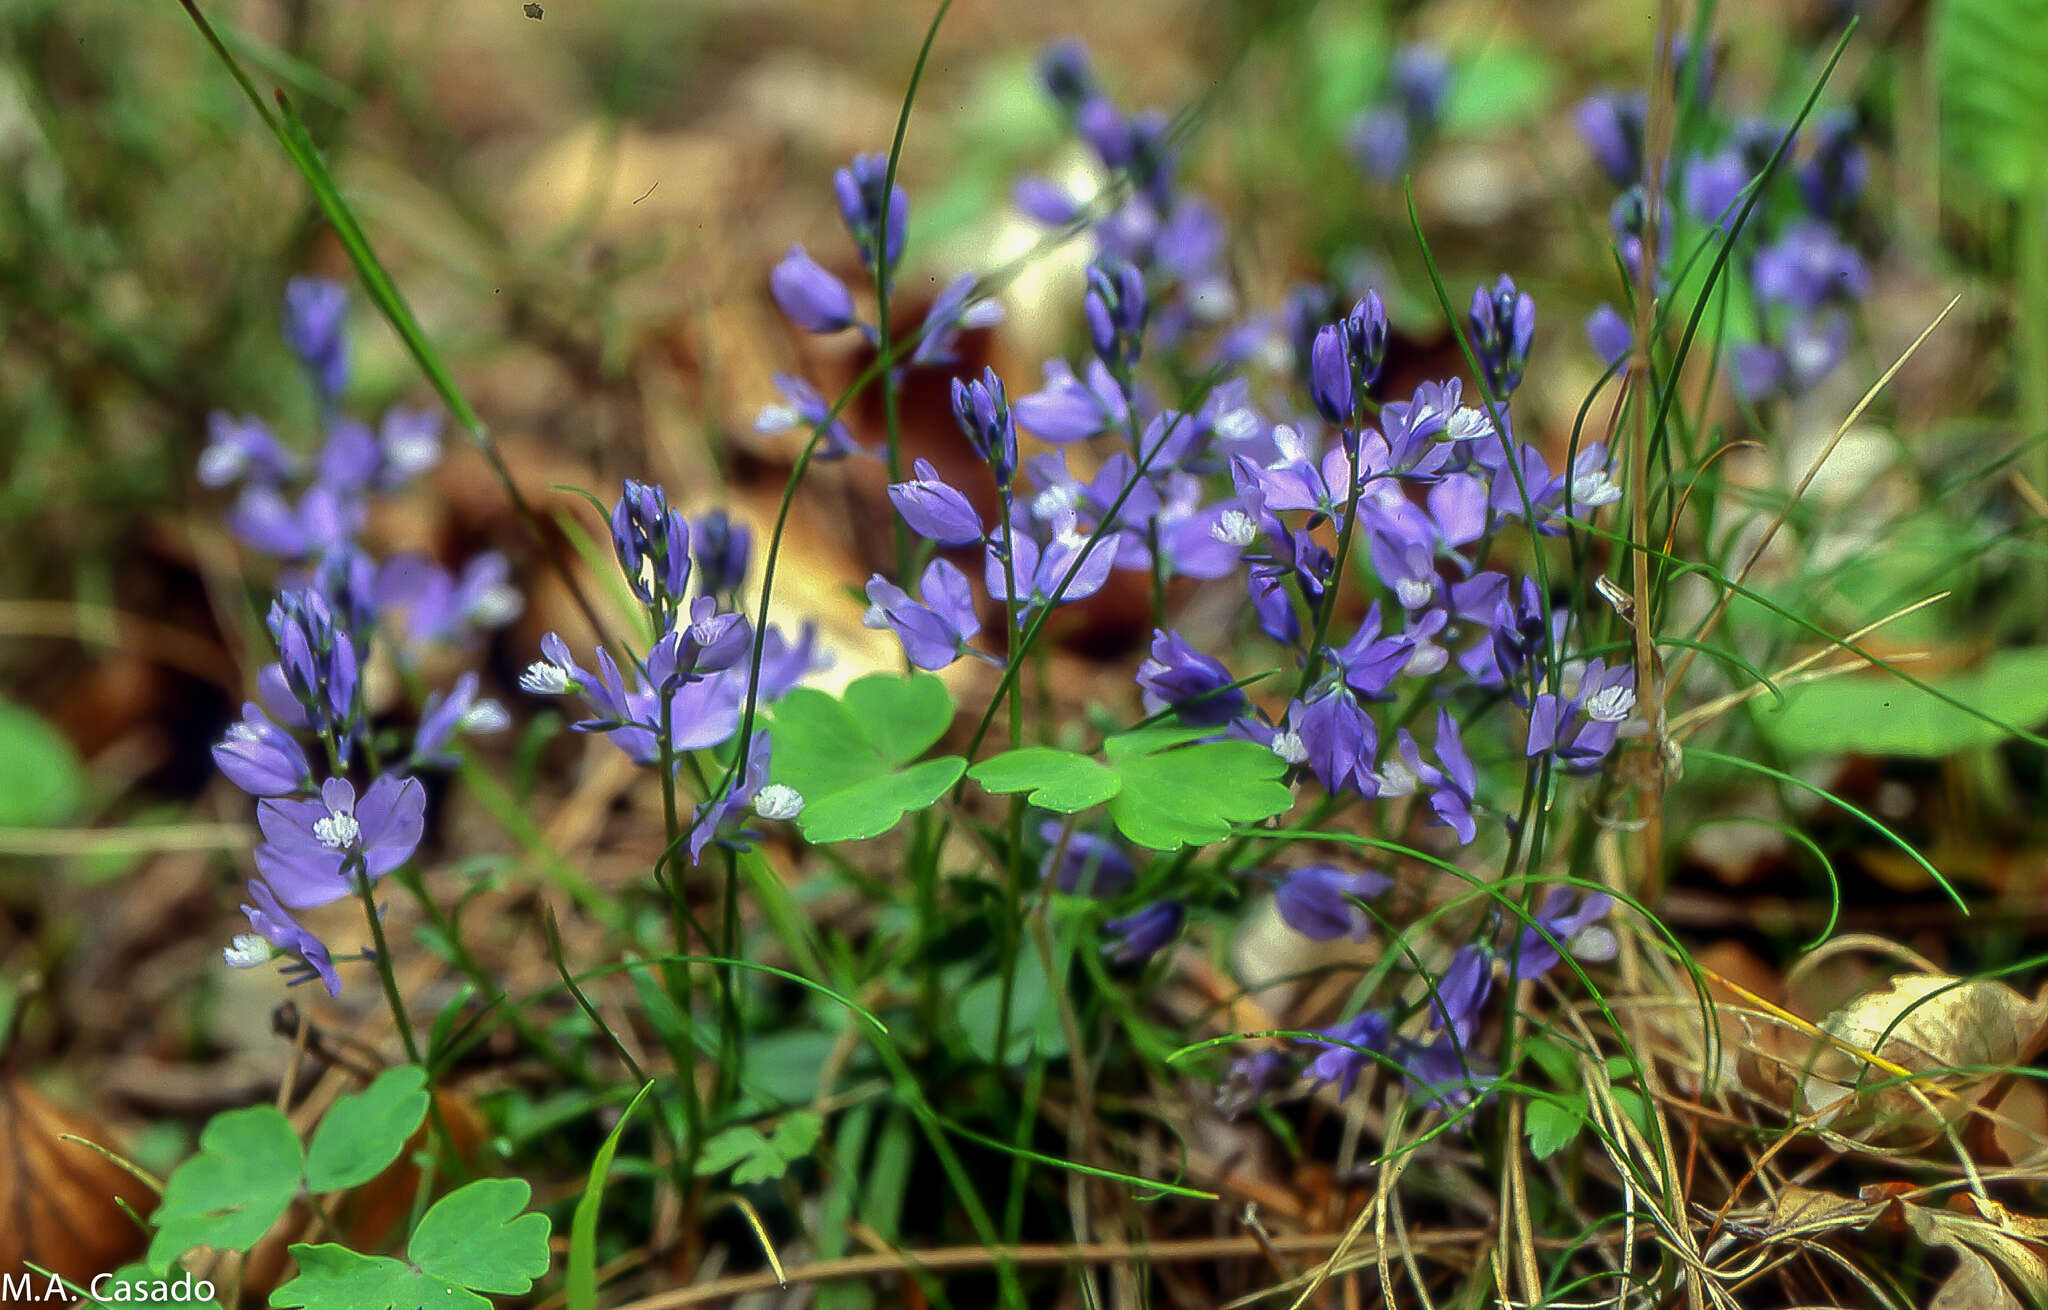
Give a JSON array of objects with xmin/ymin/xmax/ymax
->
[
  {"xmin": 968, "ymin": 748, "xmax": 1122, "ymax": 812},
  {"xmin": 304, "ymin": 1066, "xmax": 430, "ymax": 1193},
  {"xmin": 147, "ymin": 1105, "xmax": 303, "ymax": 1268},
  {"xmin": 1102, "ymin": 728, "xmax": 1294, "ymax": 850},
  {"xmin": 274, "ymin": 1178, "xmax": 552, "ymax": 1310},
  {"xmin": 696, "ymin": 1110, "xmax": 824, "ymax": 1187},
  {"xmin": 766, "ymin": 672, "xmax": 965, "ymax": 842}
]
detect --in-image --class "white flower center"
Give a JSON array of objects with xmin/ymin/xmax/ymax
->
[
  {"xmin": 383, "ymin": 432, "xmax": 440, "ymax": 478},
  {"xmin": 1269, "ymin": 730, "xmax": 1308, "ymax": 765},
  {"xmin": 1273, "ymin": 424, "xmax": 1309, "ymax": 465},
  {"xmin": 1443, "ymin": 407, "xmax": 1494, "ymax": 441},
  {"xmin": 1211, "ymin": 510, "xmax": 1258, "ymax": 547},
  {"xmin": 1395, "ymin": 577, "xmax": 1435, "ymax": 609},
  {"xmin": 467, "ymin": 585, "xmax": 523, "ymax": 628},
  {"xmin": 198, "ymin": 444, "xmax": 246, "ymax": 488},
  {"xmin": 463, "ymin": 699, "xmax": 511, "ymax": 734},
  {"xmin": 1377, "ymin": 759, "xmax": 1418, "ymax": 797},
  {"xmin": 1032, "ymin": 484, "xmax": 1079, "ymax": 521},
  {"xmin": 223, "ymin": 934, "xmax": 274, "ymax": 969},
  {"xmin": 862, "ymin": 603, "xmax": 889, "ymax": 630},
  {"xmin": 753, "ymin": 784, "xmax": 806, "ymax": 821},
  {"xmin": 1571, "ymin": 472, "xmax": 1622, "ymax": 508},
  {"xmin": 519, "ymin": 661, "xmax": 573, "ymax": 695},
  {"xmin": 313, "ymin": 812, "xmax": 361, "ymax": 850},
  {"xmin": 754, "ymin": 404, "xmax": 799, "ymax": 434},
  {"xmin": 1215, "ymin": 407, "xmax": 1260, "ymax": 443},
  {"xmin": 1583, "ymin": 685, "xmax": 1637, "ymax": 723}
]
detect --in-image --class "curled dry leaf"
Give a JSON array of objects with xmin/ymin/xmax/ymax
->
[
  {"xmin": 1885, "ymin": 1192, "xmax": 2048, "ymax": 1310},
  {"xmin": 1798, "ymin": 973, "xmax": 2048, "ymax": 1146},
  {"xmin": 0, "ymin": 1077, "xmax": 157, "ymax": 1285}
]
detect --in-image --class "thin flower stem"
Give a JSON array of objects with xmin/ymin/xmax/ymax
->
[
  {"xmin": 352, "ymin": 857, "xmax": 421, "ymax": 1068},
  {"xmin": 1292, "ymin": 436, "xmax": 1366, "ymax": 699},
  {"xmin": 654, "ymin": 699, "xmax": 708, "ymax": 1173},
  {"xmin": 991, "ymin": 490, "xmax": 1027, "ymax": 1069}
]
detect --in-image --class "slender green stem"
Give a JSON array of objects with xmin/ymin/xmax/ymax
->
[
  {"xmin": 991, "ymin": 492, "xmax": 1026, "ymax": 1067},
  {"xmin": 351, "ymin": 857, "xmax": 421, "ymax": 1067},
  {"xmin": 654, "ymin": 698, "xmax": 707, "ymax": 1166}
]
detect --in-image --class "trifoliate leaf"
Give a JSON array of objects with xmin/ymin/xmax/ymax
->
[
  {"xmin": 1525, "ymin": 1097, "xmax": 1584, "ymax": 1161},
  {"xmin": 408, "ymin": 1178, "xmax": 553, "ymax": 1295},
  {"xmin": 697, "ymin": 1110, "xmax": 825, "ymax": 1187},
  {"xmin": 1101, "ymin": 729, "xmax": 1294, "ymax": 850},
  {"xmin": 303, "ymin": 1066, "xmax": 430, "ymax": 1193},
  {"xmin": 271, "ymin": 1244, "xmax": 481, "ymax": 1310},
  {"xmin": 968, "ymin": 748, "xmax": 1122, "ymax": 812},
  {"xmin": 766, "ymin": 673, "xmax": 965, "ymax": 843},
  {"xmin": 147, "ymin": 1105, "xmax": 303, "ymax": 1268}
]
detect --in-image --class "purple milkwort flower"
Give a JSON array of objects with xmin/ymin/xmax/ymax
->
[
  {"xmin": 1515, "ymin": 887, "xmax": 1618, "ymax": 977},
  {"xmin": 1085, "ymin": 254, "xmax": 1148, "ymax": 373},
  {"xmin": 1309, "ymin": 323, "xmax": 1354, "ymax": 425},
  {"xmin": 769, "ymin": 245, "xmax": 857, "ymax": 334},
  {"xmin": 1730, "ymin": 343, "xmax": 1788, "ymax": 402},
  {"xmin": 1798, "ymin": 109, "xmax": 1865, "ymax": 220},
  {"xmin": 1037, "ymin": 39, "xmax": 1097, "ymax": 111},
  {"xmin": 1103, "ymin": 900, "xmax": 1184, "ymax": 966},
  {"xmin": 1576, "ymin": 92, "xmax": 1647, "ymax": 187},
  {"xmin": 1398, "ymin": 709, "xmax": 1479, "ymax": 844},
  {"xmin": 315, "ymin": 417, "xmax": 383, "ymax": 494},
  {"xmin": 1399, "ymin": 1035, "xmax": 1498, "ymax": 1114},
  {"xmin": 1684, "ymin": 149, "xmax": 1752, "ymax": 228},
  {"xmin": 284, "ymin": 276, "xmax": 349, "ymax": 400},
  {"xmin": 376, "ymin": 409, "xmax": 443, "ymax": 487},
  {"xmin": 1311, "ymin": 294, "xmax": 1391, "ymax": 424},
  {"xmin": 755, "ymin": 373, "xmax": 863, "ymax": 459},
  {"xmin": 1283, "ymin": 284, "xmax": 1342, "ymax": 389},
  {"xmin": 1586, "ymin": 304, "xmax": 1633, "ymax": 368},
  {"xmin": 689, "ymin": 730, "xmax": 772, "ymax": 864},
  {"xmin": 229, "ymin": 483, "xmax": 362, "ymax": 560},
  {"xmin": 757, "ymin": 621, "xmax": 831, "ymax": 699},
  {"xmin": 1014, "ymin": 176, "xmax": 1084, "ymax": 225},
  {"xmin": 1216, "ymin": 1049, "xmax": 1293, "ymax": 1118},
  {"xmin": 611, "ymin": 480, "xmax": 692, "ymax": 610},
  {"xmin": 1040, "ymin": 822, "xmax": 1136, "ymax": 896},
  {"xmin": 412, "ymin": 671, "xmax": 510, "ymax": 767},
  {"xmin": 199, "ymin": 414, "xmax": 296, "ymax": 488},
  {"xmin": 864, "ymin": 558, "xmax": 981, "ymax": 671},
  {"xmin": 1350, "ymin": 107, "xmax": 1411, "ymax": 182},
  {"xmin": 519, "ymin": 632, "xmax": 591, "ymax": 696},
  {"xmin": 1014, "ymin": 358, "xmax": 1127, "ymax": 445},
  {"xmin": 1391, "ymin": 44, "xmax": 1453, "ymax": 124},
  {"xmin": 225, "ymin": 879, "xmax": 341, "ymax": 996},
  {"xmin": 255, "ymin": 775, "xmax": 426, "ymax": 909},
  {"xmin": 649, "ymin": 598, "xmax": 752, "ymax": 687},
  {"xmin": 1526, "ymin": 657, "xmax": 1637, "ymax": 771},
  {"xmin": 888, "ymin": 459, "xmax": 985, "ymax": 547},
  {"xmin": 1136, "ymin": 629, "xmax": 1246, "ymax": 727},
  {"xmin": 1429, "ymin": 944, "xmax": 1494, "ymax": 1047},
  {"xmin": 834, "ymin": 153, "xmax": 910, "ymax": 275},
  {"xmin": 1753, "ymin": 222, "xmax": 1868, "ymax": 314},
  {"xmin": 377, "ymin": 551, "xmax": 523, "ymax": 650},
  {"xmin": 951, "ymin": 368, "xmax": 1017, "ymax": 488},
  {"xmin": 268, "ymin": 588, "xmax": 360, "ymax": 745},
  {"xmin": 1487, "ymin": 574, "xmax": 1553, "ymax": 690},
  {"xmin": 1274, "ymin": 865, "xmax": 1391, "ymax": 941},
  {"xmin": 1290, "ymin": 690, "xmax": 1378, "ymax": 796},
  {"xmin": 984, "ymin": 518, "xmax": 1116, "ymax": 615},
  {"xmin": 1329, "ymin": 602, "xmax": 1431, "ymax": 701},
  {"xmin": 692, "ymin": 509, "xmax": 752, "ymax": 597},
  {"xmin": 913, "ymin": 273, "xmax": 1005, "ymax": 366},
  {"xmin": 1469, "ymin": 276, "xmax": 1536, "ymax": 397},
  {"xmin": 1608, "ymin": 186, "xmax": 1671, "ymax": 285},
  {"xmin": 214, "ymin": 703, "xmax": 313, "ymax": 797},
  {"xmin": 1304, "ymin": 1010, "xmax": 1392, "ymax": 1100}
]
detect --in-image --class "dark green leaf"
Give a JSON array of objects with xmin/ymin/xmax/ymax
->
[
  {"xmin": 272, "ymin": 1245, "xmax": 480, "ymax": 1310},
  {"xmin": 968, "ymin": 748, "xmax": 1122, "ymax": 812},
  {"xmin": 147, "ymin": 1105, "xmax": 302, "ymax": 1268},
  {"xmin": 303, "ymin": 1067, "xmax": 429, "ymax": 1193},
  {"xmin": 1525, "ymin": 1097, "xmax": 1584, "ymax": 1160},
  {"xmin": 767, "ymin": 673, "xmax": 965, "ymax": 843},
  {"xmin": 1102, "ymin": 731, "xmax": 1294, "ymax": 850},
  {"xmin": 408, "ymin": 1178, "xmax": 552, "ymax": 1295}
]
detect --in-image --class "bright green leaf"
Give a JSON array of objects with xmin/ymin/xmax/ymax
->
[
  {"xmin": 956, "ymin": 949, "xmax": 1068, "ymax": 1066},
  {"xmin": 1937, "ymin": 0, "xmax": 2048, "ymax": 196},
  {"xmin": 1440, "ymin": 44, "xmax": 1558, "ymax": 133},
  {"xmin": 0, "ymin": 699, "xmax": 86, "ymax": 827},
  {"xmin": 1525, "ymin": 1097, "xmax": 1584, "ymax": 1160},
  {"xmin": 303, "ymin": 1066, "xmax": 429, "ymax": 1193},
  {"xmin": 408, "ymin": 1178, "xmax": 552, "ymax": 1295},
  {"xmin": 1102, "ymin": 732, "xmax": 1294, "ymax": 850},
  {"xmin": 968, "ymin": 748, "xmax": 1122, "ymax": 812},
  {"xmin": 272, "ymin": 1244, "xmax": 481, "ymax": 1310},
  {"xmin": 1752, "ymin": 648, "xmax": 2048, "ymax": 757},
  {"xmin": 767, "ymin": 673, "xmax": 965, "ymax": 843},
  {"xmin": 147, "ymin": 1105, "xmax": 302, "ymax": 1268}
]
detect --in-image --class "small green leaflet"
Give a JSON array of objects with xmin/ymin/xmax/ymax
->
[
  {"xmin": 766, "ymin": 672, "xmax": 965, "ymax": 843},
  {"xmin": 1524, "ymin": 1098, "xmax": 1583, "ymax": 1160},
  {"xmin": 147, "ymin": 1105, "xmax": 303, "ymax": 1269},
  {"xmin": 273, "ymin": 1178, "xmax": 552, "ymax": 1310},
  {"xmin": 303, "ymin": 1066, "xmax": 430, "ymax": 1193},
  {"xmin": 696, "ymin": 1111, "xmax": 825, "ymax": 1186},
  {"xmin": 972, "ymin": 724, "xmax": 1294, "ymax": 850}
]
